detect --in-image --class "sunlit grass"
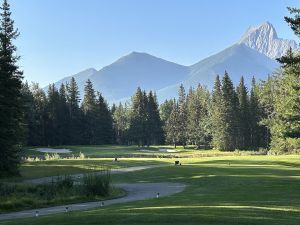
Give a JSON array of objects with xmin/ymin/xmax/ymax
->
[{"xmin": 1, "ymin": 155, "xmax": 299, "ymax": 225}]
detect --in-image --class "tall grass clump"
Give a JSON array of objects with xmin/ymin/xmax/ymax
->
[{"xmin": 82, "ymin": 170, "xmax": 111, "ymax": 197}]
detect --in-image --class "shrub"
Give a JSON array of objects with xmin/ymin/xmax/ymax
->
[
  {"xmin": 82, "ymin": 170, "xmax": 111, "ymax": 197},
  {"xmin": 79, "ymin": 151, "xmax": 85, "ymax": 159}
]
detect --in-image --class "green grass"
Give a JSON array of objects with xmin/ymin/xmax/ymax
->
[
  {"xmin": 0, "ymin": 172, "xmax": 124, "ymax": 213},
  {"xmin": 24, "ymin": 145, "xmax": 239, "ymax": 159},
  {"xmin": 2, "ymin": 158, "xmax": 170, "ymax": 181},
  {"xmin": 1, "ymin": 155, "xmax": 299, "ymax": 225}
]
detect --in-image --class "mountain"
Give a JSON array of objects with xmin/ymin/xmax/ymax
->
[
  {"xmin": 48, "ymin": 68, "xmax": 97, "ymax": 94},
  {"xmin": 156, "ymin": 43, "xmax": 279, "ymax": 101},
  {"xmin": 239, "ymin": 21, "xmax": 299, "ymax": 59},
  {"xmin": 48, "ymin": 22, "xmax": 297, "ymax": 103},
  {"xmin": 50, "ymin": 52, "xmax": 189, "ymax": 102}
]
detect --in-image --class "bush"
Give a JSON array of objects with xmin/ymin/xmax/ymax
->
[
  {"xmin": 0, "ymin": 183, "xmax": 17, "ymax": 197},
  {"xmin": 82, "ymin": 170, "xmax": 111, "ymax": 197}
]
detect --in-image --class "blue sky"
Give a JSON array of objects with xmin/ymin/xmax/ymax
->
[{"xmin": 10, "ymin": 0, "xmax": 300, "ymax": 86}]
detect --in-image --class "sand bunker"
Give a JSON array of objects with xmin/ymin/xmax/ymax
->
[
  {"xmin": 139, "ymin": 149, "xmax": 178, "ymax": 153},
  {"xmin": 36, "ymin": 148, "xmax": 72, "ymax": 154},
  {"xmin": 159, "ymin": 149, "xmax": 178, "ymax": 153}
]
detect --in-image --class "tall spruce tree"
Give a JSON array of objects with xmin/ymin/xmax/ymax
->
[
  {"xmin": 165, "ymin": 100, "xmax": 180, "ymax": 148},
  {"xmin": 94, "ymin": 92, "xmax": 113, "ymax": 144},
  {"xmin": 57, "ymin": 84, "xmax": 69, "ymax": 145},
  {"xmin": 81, "ymin": 79, "xmax": 97, "ymax": 144},
  {"xmin": 66, "ymin": 77, "xmax": 82, "ymax": 144},
  {"xmin": 187, "ymin": 85, "xmax": 211, "ymax": 148},
  {"xmin": 21, "ymin": 82, "xmax": 35, "ymax": 146},
  {"xmin": 236, "ymin": 76, "xmax": 250, "ymax": 149},
  {"xmin": 221, "ymin": 72, "xmax": 239, "ymax": 150},
  {"xmin": 113, "ymin": 103, "xmax": 130, "ymax": 144},
  {"xmin": 211, "ymin": 75, "xmax": 226, "ymax": 150},
  {"xmin": 0, "ymin": 0, "xmax": 23, "ymax": 175},
  {"xmin": 128, "ymin": 87, "xmax": 147, "ymax": 146},
  {"xmin": 178, "ymin": 84, "xmax": 188, "ymax": 147},
  {"xmin": 45, "ymin": 84, "xmax": 60, "ymax": 146},
  {"xmin": 146, "ymin": 91, "xmax": 164, "ymax": 145}
]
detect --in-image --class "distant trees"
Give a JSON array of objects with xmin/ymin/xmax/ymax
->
[
  {"xmin": 0, "ymin": 0, "xmax": 23, "ymax": 176},
  {"xmin": 22, "ymin": 79, "xmax": 114, "ymax": 147},
  {"xmin": 115, "ymin": 87, "xmax": 164, "ymax": 146},
  {"xmin": 163, "ymin": 72, "xmax": 268, "ymax": 151}
]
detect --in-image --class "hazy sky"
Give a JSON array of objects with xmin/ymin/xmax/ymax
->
[{"xmin": 10, "ymin": 0, "xmax": 300, "ymax": 86}]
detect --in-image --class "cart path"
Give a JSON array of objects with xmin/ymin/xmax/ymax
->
[{"xmin": 0, "ymin": 182, "xmax": 186, "ymax": 221}]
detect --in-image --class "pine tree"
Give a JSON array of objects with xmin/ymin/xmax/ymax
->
[
  {"xmin": 45, "ymin": 84, "xmax": 60, "ymax": 146},
  {"xmin": 21, "ymin": 82, "xmax": 34, "ymax": 145},
  {"xmin": 94, "ymin": 92, "xmax": 113, "ymax": 144},
  {"xmin": 0, "ymin": 0, "xmax": 23, "ymax": 175},
  {"xmin": 113, "ymin": 103, "xmax": 130, "ymax": 144},
  {"xmin": 270, "ymin": 54, "xmax": 300, "ymax": 153},
  {"xmin": 128, "ymin": 87, "xmax": 147, "ymax": 146},
  {"xmin": 165, "ymin": 100, "xmax": 180, "ymax": 148},
  {"xmin": 236, "ymin": 76, "xmax": 250, "ymax": 149},
  {"xmin": 187, "ymin": 85, "xmax": 211, "ymax": 148},
  {"xmin": 221, "ymin": 72, "xmax": 239, "ymax": 150},
  {"xmin": 81, "ymin": 79, "xmax": 97, "ymax": 144},
  {"xmin": 57, "ymin": 84, "xmax": 69, "ymax": 145},
  {"xmin": 66, "ymin": 77, "xmax": 82, "ymax": 144},
  {"xmin": 211, "ymin": 75, "xmax": 226, "ymax": 150},
  {"xmin": 29, "ymin": 83, "xmax": 47, "ymax": 146},
  {"xmin": 146, "ymin": 91, "xmax": 164, "ymax": 145},
  {"xmin": 178, "ymin": 84, "xmax": 188, "ymax": 147},
  {"xmin": 263, "ymin": 7, "xmax": 300, "ymax": 153}
]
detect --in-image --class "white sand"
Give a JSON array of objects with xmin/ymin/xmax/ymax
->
[
  {"xmin": 36, "ymin": 148, "xmax": 72, "ymax": 154},
  {"xmin": 139, "ymin": 149, "xmax": 178, "ymax": 153},
  {"xmin": 159, "ymin": 149, "xmax": 178, "ymax": 153}
]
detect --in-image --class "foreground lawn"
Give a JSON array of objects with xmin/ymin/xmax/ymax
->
[{"xmin": 2, "ymin": 155, "xmax": 299, "ymax": 225}]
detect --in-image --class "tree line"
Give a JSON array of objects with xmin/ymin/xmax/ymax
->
[{"xmin": 22, "ymin": 78, "xmax": 114, "ymax": 146}]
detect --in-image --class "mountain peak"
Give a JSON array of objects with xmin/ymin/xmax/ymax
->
[
  {"xmin": 239, "ymin": 22, "xmax": 298, "ymax": 59},
  {"xmin": 241, "ymin": 21, "xmax": 278, "ymax": 41}
]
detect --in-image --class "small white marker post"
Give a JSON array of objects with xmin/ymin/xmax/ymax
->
[{"xmin": 35, "ymin": 210, "xmax": 39, "ymax": 217}]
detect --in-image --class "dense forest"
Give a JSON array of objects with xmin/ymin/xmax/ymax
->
[{"xmin": 0, "ymin": 0, "xmax": 300, "ymax": 176}]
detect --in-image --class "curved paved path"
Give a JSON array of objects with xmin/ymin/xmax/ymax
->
[{"xmin": 0, "ymin": 182, "xmax": 185, "ymax": 221}]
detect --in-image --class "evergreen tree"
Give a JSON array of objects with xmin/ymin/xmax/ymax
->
[
  {"xmin": 187, "ymin": 85, "xmax": 211, "ymax": 148},
  {"xmin": 211, "ymin": 75, "xmax": 226, "ymax": 150},
  {"xmin": 94, "ymin": 92, "xmax": 113, "ymax": 144},
  {"xmin": 221, "ymin": 72, "xmax": 239, "ymax": 150},
  {"xmin": 165, "ymin": 100, "xmax": 180, "ymax": 148},
  {"xmin": 29, "ymin": 83, "xmax": 47, "ymax": 146},
  {"xmin": 45, "ymin": 84, "xmax": 60, "ymax": 146},
  {"xmin": 128, "ymin": 87, "xmax": 147, "ymax": 146},
  {"xmin": 177, "ymin": 84, "xmax": 188, "ymax": 147},
  {"xmin": 236, "ymin": 76, "xmax": 250, "ymax": 149},
  {"xmin": 66, "ymin": 77, "xmax": 82, "ymax": 144},
  {"xmin": 113, "ymin": 103, "xmax": 130, "ymax": 144},
  {"xmin": 146, "ymin": 91, "xmax": 164, "ymax": 145},
  {"xmin": 57, "ymin": 84, "xmax": 69, "ymax": 145},
  {"xmin": 262, "ymin": 7, "xmax": 300, "ymax": 153},
  {"xmin": 81, "ymin": 79, "xmax": 97, "ymax": 144},
  {"xmin": 270, "ymin": 54, "xmax": 300, "ymax": 153},
  {"xmin": 0, "ymin": 0, "xmax": 23, "ymax": 175},
  {"xmin": 20, "ymin": 82, "xmax": 35, "ymax": 145}
]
